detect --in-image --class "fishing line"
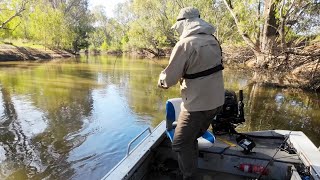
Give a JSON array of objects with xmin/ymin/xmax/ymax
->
[{"xmin": 150, "ymin": 58, "xmax": 166, "ymax": 69}]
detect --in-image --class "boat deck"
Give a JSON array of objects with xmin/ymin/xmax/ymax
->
[
  {"xmin": 147, "ymin": 169, "xmax": 248, "ymax": 180},
  {"xmin": 204, "ymin": 132, "xmax": 300, "ymax": 163},
  {"xmin": 146, "ymin": 132, "xmax": 302, "ymax": 180},
  {"xmin": 102, "ymin": 121, "xmax": 319, "ymax": 180}
]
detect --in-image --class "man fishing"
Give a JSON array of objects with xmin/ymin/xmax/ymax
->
[{"xmin": 157, "ymin": 7, "xmax": 225, "ymax": 180}]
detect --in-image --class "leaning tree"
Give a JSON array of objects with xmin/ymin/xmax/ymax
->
[{"xmin": 222, "ymin": 0, "xmax": 320, "ymax": 68}]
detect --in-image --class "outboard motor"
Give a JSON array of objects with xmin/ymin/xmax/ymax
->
[
  {"xmin": 212, "ymin": 90, "xmax": 245, "ymax": 134},
  {"xmin": 212, "ymin": 90, "xmax": 256, "ymax": 153}
]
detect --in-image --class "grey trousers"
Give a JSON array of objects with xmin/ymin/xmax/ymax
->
[{"xmin": 172, "ymin": 106, "xmax": 222, "ymax": 179}]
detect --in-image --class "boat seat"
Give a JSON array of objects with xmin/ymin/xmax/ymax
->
[{"xmin": 165, "ymin": 98, "xmax": 215, "ymax": 150}]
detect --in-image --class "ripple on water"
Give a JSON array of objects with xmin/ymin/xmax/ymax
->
[{"xmin": 65, "ymin": 130, "xmax": 127, "ymax": 180}]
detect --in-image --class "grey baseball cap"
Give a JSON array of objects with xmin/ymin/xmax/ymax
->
[
  {"xmin": 176, "ymin": 7, "xmax": 200, "ymax": 21},
  {"xmin": 171, "ymin": 7, "xmax": 200, "ymax": 30},
  {"xmin": 171, "ymin": 7, "xmax": 215, "ymax": 38}
]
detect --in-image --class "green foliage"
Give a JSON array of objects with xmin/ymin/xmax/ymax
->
[
  {"xmin": 1, "ymin": 39, "xmax": 46, "ymax": 49},
  {"xmin": 128, "ymin": 0, "xmax": 176, "ymax": 49},
  {"xmin": 88, "ymin": 0, "xmax": 246, "ymax": 53},
  {"xmin": 65, "ymin": 0, "xmax": 93, "ymax": 52},
  {"xmin": 227, "ymin": 0, "xmax": 320, "ymax": 48},
  {"xmin": 0, "ymin": 0, "xmax": 92, "ymax": 52},
  {"xmin": 312, "ymin": 35, "xmax": 320, "ymax": 43},
  {"xmin": 1, "ymin": 0, "xmax": 318, "ymax": 54},
  {"xmin": 100, "ymin": 40, "xmax": 109, "ymax": 51},
  {"xmin": 28, "ymin": 3, "xmax": 73, "ymax": 48},
  {"xmin": 0, "ymin": 0, "xmax": 27, "ymax": 38}
]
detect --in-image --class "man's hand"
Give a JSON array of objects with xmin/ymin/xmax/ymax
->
[
  {"xmin": 158, "ymin": 79, "xmax": 169, "ymax": 89},
  {"xmin": 158, "ymin": 84, "xmax": 169, "ymax": 89}
]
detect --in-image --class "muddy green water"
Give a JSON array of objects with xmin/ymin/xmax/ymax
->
[{"xmin": 0, "ymin": 55, "xmax": 319, "ymax": 179}]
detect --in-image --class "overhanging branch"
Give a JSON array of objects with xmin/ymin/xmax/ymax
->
[
  {"xmin": 222, "ymin": 0, "xmax": 261, "ymax": 53},
  {"xmin": 0, "ymin": 1, "xmax": 27, "ymax": 29}
]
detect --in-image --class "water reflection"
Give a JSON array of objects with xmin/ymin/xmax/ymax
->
[
  {"xmin": 0, "ymin": 56, "xmax": 319, "ymax": 180},
  {"xmin": 0, "ymin": 87, "xmax": 46, "ymax": 179},
  {"xmin": 239, "ymin": 83, "xmax": 320, "ymax": 145}
]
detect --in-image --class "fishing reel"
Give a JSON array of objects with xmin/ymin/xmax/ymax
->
[{"xmin": 211, "ymin": 90, "xmax": 245, "ymax": 134}]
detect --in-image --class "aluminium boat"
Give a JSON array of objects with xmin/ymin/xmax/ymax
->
[{"xmin": 102, "ymin": 91, "xmax": 320, "ymax": 180}]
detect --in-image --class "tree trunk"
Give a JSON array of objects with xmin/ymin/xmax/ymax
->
[
  {"xmin": 278, "ymin": 0, "xmax": 287, "ymax": 50},
  {"xmin": 251, "ymin": 0, "xmax": 278, "ymax": 67},
  {"xmin": 222, "ymin": 0, "xmax": 261, "ymax": 54},
  {"xmin": 255, "ymin": 0, "xmax": 262, "ymax": 48},
  {"xmin": 222, "ymin": 0, "xmax": 267, "ymax": 67},
  {"xmin": 222, "ymin": 0, "xmax": 280, "ymax": 68},
  {"xmin": 261, "ymin": 0, "xmax": 278, "ymax": 54}
]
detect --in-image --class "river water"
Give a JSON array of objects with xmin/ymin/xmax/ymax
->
[{"xmin": 0, "ymin": 55, "xmax": 319, "ymax": 179}]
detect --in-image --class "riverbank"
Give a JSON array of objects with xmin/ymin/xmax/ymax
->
[
  {"xmin": 117, "ymin": 44, "xmax": 319, "ymax": 91},
  {"xmin": 0, "ymin": 44, "xmax": 74, "ymax": 61},
  {"xmin": 88, "ymin": 48, "xmax": 172, "ymax": 58},
  {"xmin": 222, "ymin": 43, "xmax": 320, "ymax": 91},
  {"xmin": 1, "ymin": 43, "xmax": 318, "ymax": 91}
]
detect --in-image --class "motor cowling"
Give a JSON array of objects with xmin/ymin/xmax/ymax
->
[
  {"xmin": 212, "ymin": 90, "xmax": 245, "ymax": 134},
  {"xmin": 217, "ymin": 90, "xmax": 239, "ymax": 119}
]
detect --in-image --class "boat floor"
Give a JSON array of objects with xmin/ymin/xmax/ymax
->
[
  {"xmin": 145, "ymin": 132, "xmax": 302, "ymax": 180},
  {"xmin": 147, "ymin": 169, "xmax": 248, "ymax": 180},
  {"xmin": 203, "ymin": 132, "xmax": 300, "ymax": 164}
]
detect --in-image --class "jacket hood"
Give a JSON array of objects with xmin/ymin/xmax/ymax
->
[
  {"xmin": 171, "ymin": 7, "xmax": 216, "ymax": 39},
  {"xmin": 182, "ymin": 18, "xmax": 216, "ymax": 39},
  {"xmin": 172, "ymin": 17, "xmax": 216, "ymax": 40}
]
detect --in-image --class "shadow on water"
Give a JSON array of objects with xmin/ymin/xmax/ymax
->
[{"xmin": 0, "ymin": 55, "xmax": 319, "ymax": 180}]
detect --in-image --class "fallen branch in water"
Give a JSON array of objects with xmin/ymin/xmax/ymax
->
[{"xmin": 285, "ymin": 49, "xmax": 320, "ymax": 57}]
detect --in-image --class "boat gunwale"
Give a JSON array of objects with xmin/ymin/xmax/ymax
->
[{"xmin": 101, "ymin": 121, "xmax": 166, "ymax": 180}]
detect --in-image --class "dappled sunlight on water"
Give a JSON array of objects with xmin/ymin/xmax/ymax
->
[{"xmin": 0, "ymin": 55, "xmax": 319, "ymax": 179}]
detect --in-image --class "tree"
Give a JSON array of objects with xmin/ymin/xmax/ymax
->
[
  {"xmin": 0, "ymin": 0, "xmax": 93, "ymax": 52},
  {"xmin": 0, "ymin": 0, "xmax": 30, "ymax": 39},
  {"xmin": 222, "ymin": 0, "xmax": 320, "ymax": 67},
  {"xmin": 89, "ymin": 0, "xmax": 239, "ymax": 54},
  {"xmin": 124, "ymin": 0, "xmax": 176, "ymax": 55},
  {"xmin": 89, "ymin": 5, "xmax": 110, "ymax": 50},
  {"xmin": 86, "ymin": 0, "xmax": 238, "ymax": 54},
  {"xmin": 0, "ymin": 0, "xmax": 28, "ymax": 30},
  {"xmin": 64, "ymin": 0, "xmax": 93, "ymax": 53}
]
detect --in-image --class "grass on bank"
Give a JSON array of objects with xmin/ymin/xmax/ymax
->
[{"xmin": 0, "ymin": 39, "xmax": 46, "ymax": 49}]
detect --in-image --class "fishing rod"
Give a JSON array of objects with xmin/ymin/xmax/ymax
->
[
  {"xmin": 255, "ymin": 112, "xmax": 309, "ymax": 180},
  {"xmin": 257, "ymin": 131, "xmax": 292, "ymax": 179},
  {"xmin": 150, "ymin": 58, "xmax": 166, "ymax": 69}
]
